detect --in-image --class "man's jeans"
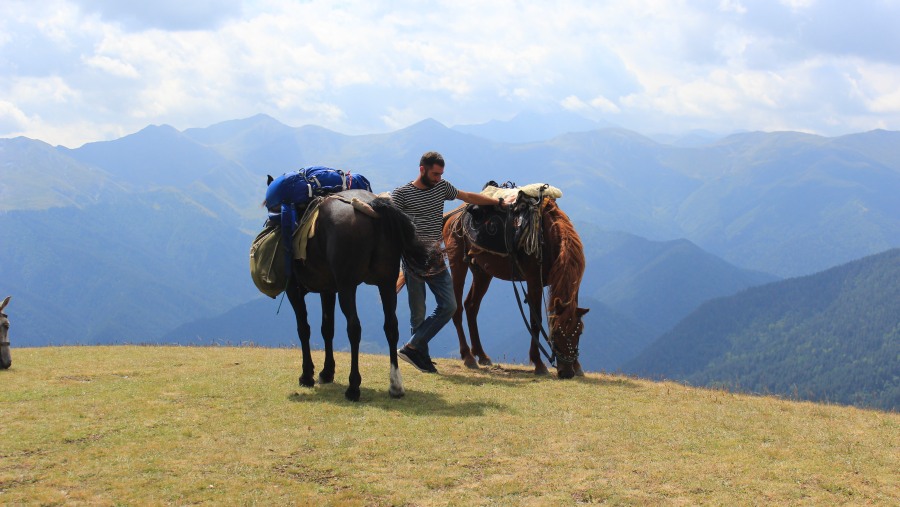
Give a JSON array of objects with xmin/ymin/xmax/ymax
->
[{"xmin": 404, "ymin": 267, "xmax": 457, "ymax": 355}]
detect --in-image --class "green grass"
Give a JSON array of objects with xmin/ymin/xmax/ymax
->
[{"xmin": 1, "ymin": 346, "xmax": 898, "ymax": 505}]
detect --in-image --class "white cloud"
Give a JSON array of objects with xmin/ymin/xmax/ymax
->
[
  {"xmin": 0, "ymin": 101, "xmax": 31, "ymax": 134},
  {"xmin": 83, "ymin": 55, "xmax": 139, "ymax": 78},
  {"xmin": 1, "ymin": 0, "xmax": 900, "ymax": 146}
]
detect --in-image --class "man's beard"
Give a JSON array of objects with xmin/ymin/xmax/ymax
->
[{"xmin": 419, "ymin": 175, "xmax": 437, "ymax": 188}]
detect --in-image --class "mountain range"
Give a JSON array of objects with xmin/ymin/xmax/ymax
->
[
  {"xmin": 625, "ymin": 249, "xmax": 900, "ymax": 411},
  {"xmin": 2, "ymin": 111, "xmax": 898, "ymax": 409}
]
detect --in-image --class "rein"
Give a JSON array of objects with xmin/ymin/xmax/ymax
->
[{"xmin": 503, "ymin": 185, "xmax": 559, "ymax": 366}]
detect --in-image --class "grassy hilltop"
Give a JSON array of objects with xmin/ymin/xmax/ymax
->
[{"xmin": 1, "ymin": 346, "xmax": 898, "ymax": 505}]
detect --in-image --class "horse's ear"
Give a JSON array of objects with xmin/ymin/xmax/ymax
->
[
  {"xmin": 267, "ymin": 175, "xmax": 274, "ymax": 186},
  {"xmin": 0, "ymin": 296, "xmax": 9, "ymax": 311},
  {"xmin": 576, "ymin": 307, "xmax": 589, "ymax": 316}
]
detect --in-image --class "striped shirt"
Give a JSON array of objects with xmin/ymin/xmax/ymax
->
[{"xmin": 391, "ymin": 180, "xmax": 459, "ymax": 245}]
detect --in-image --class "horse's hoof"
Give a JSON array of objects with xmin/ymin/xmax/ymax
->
[
  {"xmin": 299, "ymin": 375, "xmax": 315, "ymax": 388},
  {"xmin": 464, "ymin": 357, "xmax": 480, "ymax": 369},
  {"xmin": 478, "ymin": 357, "xmax": 493, "ymax": 367},
  {"xmin": 319, "ymin": 371, "xmax": 335, "ymax": 384},
  {"xmin": 345, "ymin": 387, "xmax": 361, "ymax": 402},
  {"xmin": 534, "ymin": 366, "xmax": 550, "ymax": 376},
  {"xmin": 389, "ymin": 387, "xmax": 405, "ymax": 398}
]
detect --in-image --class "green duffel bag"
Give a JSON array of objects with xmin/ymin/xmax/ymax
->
[{"xmin": 249, "ymin": 223, "xmax": 287, "ymax": 298}]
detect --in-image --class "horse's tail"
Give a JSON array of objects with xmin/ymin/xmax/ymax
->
[{"xmin": 370, "ymin": 197, "xmax": 443, "ymax": 277}]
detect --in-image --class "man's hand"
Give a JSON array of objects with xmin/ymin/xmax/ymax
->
[{"xmin": 498, "ymin": 193, "xmax": 517, "ymax": 208}]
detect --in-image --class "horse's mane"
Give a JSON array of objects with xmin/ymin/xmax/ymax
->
[{"xmin": 543, "ymin": 200, "xmax": 585, "ymax": 327}]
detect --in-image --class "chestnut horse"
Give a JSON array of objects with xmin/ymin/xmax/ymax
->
[
  {"xmin": 443, "ymin": 198, "xmax": 588, "ymax": 378},
  {"xmin": 1, "ymin": 296, "xmax": 11, "ymax": 370},
  {"xmin": 275, "ymin": 189, "xmax": 435, "ymax": 401}
]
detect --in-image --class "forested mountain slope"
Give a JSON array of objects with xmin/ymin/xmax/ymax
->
[{"xmin": 625, "ymin": 249, "xmax": 900, "ymax": 411}]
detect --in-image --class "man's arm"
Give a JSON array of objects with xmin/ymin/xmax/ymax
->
[{"xmin": 457, "ymin": 190, "xmax": 508, "ymax": 208}]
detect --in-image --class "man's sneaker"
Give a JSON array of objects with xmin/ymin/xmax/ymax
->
[{"xmin": 398, "ymin": 345, "xmax": 438, "ymax": 373}]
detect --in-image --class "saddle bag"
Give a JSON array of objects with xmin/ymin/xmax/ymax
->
[{"xmin": 249, "ymin": 222, "xmax": 287, "ymax": 298}]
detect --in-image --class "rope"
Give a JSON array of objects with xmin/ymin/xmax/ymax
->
[{"xmin": 503, "ymin": 190, "xmax": 556, "ymax": 367}]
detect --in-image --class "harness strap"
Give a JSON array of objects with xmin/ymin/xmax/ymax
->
[
  {"xmin": 503, "ymin": 201, "xmax": 556, "ymax": 367},
  {"xmin": 511, "ymin": 277, "xmax": 556, "ymax": 366}
]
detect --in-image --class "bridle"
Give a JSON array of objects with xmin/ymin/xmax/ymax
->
[{"xmin": 548, "ymin": 314, "xmax": 583, "ymax": 364}]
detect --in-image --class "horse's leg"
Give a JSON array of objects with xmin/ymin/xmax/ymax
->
[
  {"xmin": 318, "ymin": 292, "xmax": 336, "ymax": 384},
  {"xmin": 336, "ymin": 286, "xmax": 362, "ymax": 401},
  {"xmin": 465, "ymin": 270, "xmax": 493, "ymax": 366},
  {"xmin": 449, "ymin": 253, "xmax": 477, "ymax": 368},
  {"xmin": 285, "ymin": 281, "xmax": 316, "ymax": 387},
  {"xmin": 378, "ymin": 282, "xmax": 405, "ymax": 398},
  {"xmin": 526, "ymin": 281, "xmax": 550, "ymax": 376}
]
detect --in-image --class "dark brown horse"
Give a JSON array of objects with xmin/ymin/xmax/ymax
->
[
  {"xmin": 443, "ymin": 198, "xmax": 588, "ymax": 378},
  {"xmin": 1, "ymin": 296, "xmax": 11, "ymax": 370},
  {"xmin": 278, "ymin": 189, "xmax": 434, "ymax": 401}
]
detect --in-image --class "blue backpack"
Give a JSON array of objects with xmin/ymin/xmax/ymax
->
[
  {"xmin": 265, "ymin": 166, "xmax": 371, "ymax": 219},
  {"xmin": 264, "ymin": 166, "xmax": 373, "ymax": 274}
]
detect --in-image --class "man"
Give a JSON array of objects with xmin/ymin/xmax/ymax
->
[{"xmin": 392, "ymin": 151, "xmax": 508, "ymax": 373}]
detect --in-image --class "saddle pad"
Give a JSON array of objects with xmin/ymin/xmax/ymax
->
[
  {"xmin": 461, "ymin": 205, "xmax": 514, "ymax": 255},
  {"xmin": 480, "ymin": 182, "xmax": 563, "ymax": 202}
]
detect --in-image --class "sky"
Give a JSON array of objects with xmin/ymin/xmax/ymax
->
[{"xmin": 2, "ymin": 0, "xmax": 900, "ymax": 148}]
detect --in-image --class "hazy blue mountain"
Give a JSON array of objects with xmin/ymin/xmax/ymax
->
[
  {"xmin": 452, "ymin": 110, "xmax": 617, "ymax": 143},
  {"xmin": 828, "ymin": 129, "xmax": 900, "ymax": 170},
  {"xmin": 671, "ymin": 131, "xmax": 900, "ymax": 276},
  {"xmin": 59, "ymin": 125, "xmax": 266, "ymax": 231},
  {"xmin": 623, "ymin": 248, "xmax": 900, "ymax": 411},
  {"xmin": 646, "ymin": 129, "xmax": 725, "ymax": 147},
  {"xmin": 61, "ymin": 124, "xmax": 237, "ymax": 188},
  {"xmin": 0, "ymin": 137, "xmax": 123, "ymax": 211},
  {"xmin": 182, "ymin": 113, "xmax": 294, "ymax": 148},
  {"xmin": 117, "ymin": 115, "xmax": 900, "ymax": 277},
  {"xmin": 577, "ymin": 224, "xmax": 778, "ymax": 334},
  {"xmin": 0, "ymin": 190, "xmax": 257, "ymax": 345}
]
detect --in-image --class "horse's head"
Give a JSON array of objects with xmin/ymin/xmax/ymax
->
[
  {"xmin": 542, "ymin": 201, "xmax": 587, "ymax": 379},
  {"xmin": 0, "ymin": 296, "xmax": 11, "ymax": 370},
  {"xmin": 548, "ymin": 305, "xmax": 589, "ymax": 379}
]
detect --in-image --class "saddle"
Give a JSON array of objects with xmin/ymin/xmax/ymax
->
[{"xmin": 460, "ymin": 181, "xmax": 561, "ymax": 257}]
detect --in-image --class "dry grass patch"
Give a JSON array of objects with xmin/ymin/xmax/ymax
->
[{"xmin": 0, "ymin": 346, "xmax": 897, "ymax": 505}]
